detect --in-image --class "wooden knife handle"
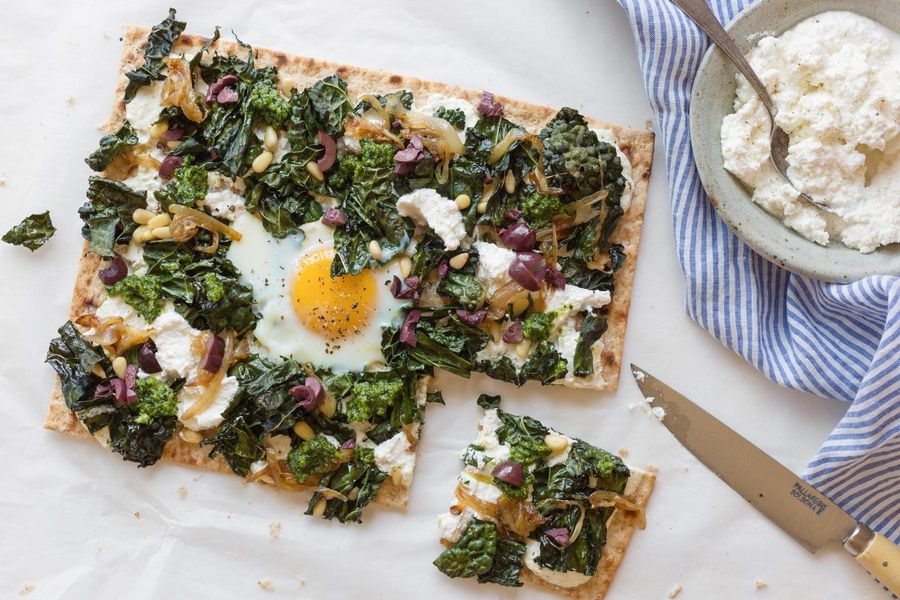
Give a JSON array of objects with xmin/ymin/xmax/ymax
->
[{"xmin": 847, "ymin": 524, "xmax": 900, "ymax": 595}]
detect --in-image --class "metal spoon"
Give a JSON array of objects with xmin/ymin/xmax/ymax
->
[{"xmin": 672, "ymin": 0, "xmax": 836, "ymax": 214}]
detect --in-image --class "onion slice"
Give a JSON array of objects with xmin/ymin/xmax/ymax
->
[
  {"xmin": 169, "ymin": 204, "xmax": 242, "ymax": 241},
  {"xmin": 181, "ymin": 331, "xmax": 235, "ymax": 423}
]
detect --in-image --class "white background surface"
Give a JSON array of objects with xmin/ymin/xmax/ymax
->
[{"xmin": 0, "ymin": 1, "xmax": 883, "ymax": 598}]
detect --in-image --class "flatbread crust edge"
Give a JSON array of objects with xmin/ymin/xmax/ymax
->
[
  {"xmin": 520, "ymin": 467, "xmax": 657, "ymax": 600},
  {"xmin": 45, "ymin": 26, "xmax": 654, "ymax": 506}
]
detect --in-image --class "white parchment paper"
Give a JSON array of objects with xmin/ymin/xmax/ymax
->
[{"xmin": 0, "ymin": 0, "xmax": 882, "ymax": 598}]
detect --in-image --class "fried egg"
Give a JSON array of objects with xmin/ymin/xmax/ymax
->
[{"xmin": 226, "ymin": 214, "xmax": 407, "ymax": 372}]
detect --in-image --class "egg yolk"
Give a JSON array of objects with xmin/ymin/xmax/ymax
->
[{"xmin": 291, "ymin": 247, "xmax": 377, "ymax": 341}]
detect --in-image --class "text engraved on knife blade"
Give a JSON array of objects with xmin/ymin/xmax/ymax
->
[{"xmin": 790, "ymin": 482, "xmax": 828, "ymax": 516}]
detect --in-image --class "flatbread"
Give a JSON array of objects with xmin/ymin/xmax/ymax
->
[
  {"xmin": 519, "ymin": 467, "xmax": 656, "ymax": 599},
  {"xmin": 45, "ymin": 27, "xmax": 654, "ymax": 504}
]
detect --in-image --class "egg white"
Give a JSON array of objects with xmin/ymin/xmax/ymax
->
[{"xmin": 226, "ymin": 213, "xmax": 407, "ymax": 372}]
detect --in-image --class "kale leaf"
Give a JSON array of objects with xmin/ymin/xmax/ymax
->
[
  {"xmin": 519, "ymin": 341, "xmax": 568, "ymax": 385},
  {"xmin": 78, "ymin": 177, "xmax": 147, "ymax": 258},
  {"xmin": 307, "ymin": 446, "xmax": 388, "ymax": 523},
  {"xmin": 433, "ymin": 107, "xmax": 466, "ymax": 129},
  {"xmin": 45, "ymin": 321, "xmax": 115, "ymax": 433},
  {"xmin": 201, "ymin": 413, "xmax": 265, "ymax": 476},
  {"xmin": 433, "ymin": 519, "xmax": 498, "ymax": 579},
  {"xmin": 573, "ymin": 311, "xmax": 607, "ymax": 377},
  {"xmin": 475, "ymin": 356, "xmax": 523, "ymax": 387},
  {"xmin": 2, "ymin": 211, "xmax": 56, "ymax": 251},
  {"xmin": 108, "ymin": 412, "xmax": 177, "ymax": 468},
  {"xmin": 436, "ymin": 272, "xmax": 484, "ymax": 309},
  {"xmin": 85, "ymin": 121, "xmax": 138, "ymax": 171},
  {"xmin": 124, "ymin": 9, "xmax": 186, "ymax": 102},
  {"xmin": 477, "ymin": 537, "xmax": 526, "ymax": 587},
  {"xmin": 496, "ymin": 410, "xmax": 550, "ymax": 468},
  {"xmin": 143, "ymin": 240, "xmax": 258, "ymax": 334},
  {"xmin": 476, "ymin": 394, "xmax": 501, "ymax": 410},
  {"xmin": 383, "ymin": 310, "xmax": 490, "ymax": 379},
  {"xmin": 539, "ymin": 107, "xmax": 605, "ymax": 201},
  {"xmin": 244, "ymin": 150, "xmax": 324, "ymax": 238},
  {"xmin": 306, "ymin": 75, "xmax": 354, "ymax": 135}
]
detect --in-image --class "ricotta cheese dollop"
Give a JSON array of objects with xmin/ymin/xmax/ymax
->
[
  {"xmin": 396, "ymin": 188, "xmax": 467, "ymax": 250},
  {"xmin": 720, "ymin": 11, "xmax": 900, "ymax": 252},
  {"xmin": 523, "ymin": 540, "xmax": 592, "ymax": 588}
]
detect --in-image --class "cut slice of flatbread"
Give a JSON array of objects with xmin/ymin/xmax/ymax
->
[
  {"xmin": 520, "ymin": 467, "xmax": 656, "ymax": 599},
  {"xmin": 46, "ymin": 27, "xmax": 654, "ymax": 499}
]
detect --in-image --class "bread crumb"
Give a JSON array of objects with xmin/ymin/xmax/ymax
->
[
  {"xmin": 257, "ymin": 579, "xmax": 273, "ymax": 591},
  {"xmin": 193, "ymin": 475, "xmax": 201, "ymax": 482},
  {"xmin": 176, "ymin": 486, "xmax": 188, "ymax": 499},
  {"xmin": 269, "ymin": 522, "xmax": 282, "ymax": 539},
  {"xmin": 134, "ymin": 511, "xmax": 141, "ymax": 520},
  {"xmin": 756, "ymin": 579, "xmax": 768, "ymax": 590},
  {"xmin": 0, "ymin": 177, "xmax": 7, "ymax": 187},
  {"xmin": 298, "ymin": 579, "xmax": 305, "ymax": 587},
  {"xmin": 18, "ymin": 583, "xmax": 34, "ymax": 596},
  {"xmin": 668, "ymin": 583, "xmax": 683, "ymax": 598},
  {"xmin": 617, "ymin": 448, "xmax": 629, "ymax": 458},
  {"xmin": 65, "ymin": 96, "xmax": 75, "ymax": 105}
]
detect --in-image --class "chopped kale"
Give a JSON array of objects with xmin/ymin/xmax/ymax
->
[
  {"xmin": 2, "ymin": 211, "xmax": 55, "ymax": 251},
  {"xmin": 573, "ymin": 312, "xmax": 607, "ymax": 377},
  {"xmin": 306, "ymin": 75, "xmax": 354, "ymax": 135},
  {"xmin": 124, "ymin": 9, "xmax": 186, "ymax": 102},
  {"xmin": 476, "ymin": 356, "xmax": 523, "ymax": 387},
  {"xmin": 539, "ymin": 107, "xmax": 606, "ymax": 201},
  {"xmin": 433, "ymin": 106, "xmax": 466, "ymax": 129},
  {"xmin": 107, "ymin": 274, "xmax": 164, "ymax": 322},
  {"xmin": 383, "ymin": 310, "xmax": 490, "ymax": 379},
  {"xmin": 306, "ymin": 446, "xmax": 388, "ymax": 523},
  {"xmin": 476, "ymin": 394, "xmax": 501, "ymax": 410},
  {"xmin": 433, "ymin": 519, "xmax": 498, "ymax": 579},
  {"xmin": 519, "ymin": 341, "xmax": 568, "ymax": 385},
  {"xmin": 477, "ymin": 537, "xmax": 525, "ymax": 587},
  {"xmin": 85, "ymin": 121, "xmax": 138, "ymax": 172},
  {"xmin": 78, "ymin": 177, "xmax": 147, "ymax": 258},
  {"xmin": 108, "ymin": 412, "xmax": 176, "ymax": 467},
  {"xmin": 436, "ymin": 272, "xmax": 484, "ymax": 309}
]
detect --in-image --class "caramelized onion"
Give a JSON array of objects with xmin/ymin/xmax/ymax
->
[
  {"xmin": 181, "ymin": 331, "xmax": 235, "ymax": 422},
  {"xmin": 161, "ymin": 57, "xmax": 207, "ymax": 123},
  {"xmin": 455, "ymin": 484, "xmax": 499, "ymax": 521},
  {"xmin": 589, "ymin": 490, "xmax": 647, "ymax": 530},
  {"xmin": 169, "ymin": 204, "xmax": 242, "ymax": 241},
  {"xmin": 344, "ymin": 115, "xmax": 404, "ymax": 146},
  {"xmin": 496, "ymin": 496, "xmax": 545, "ymax": 538}
]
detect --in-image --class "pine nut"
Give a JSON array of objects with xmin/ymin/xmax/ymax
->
[
  {"xmin": 368, "ymin": 239, "xmax": 383, "ymax": 260},
  {"xmin": 391, "ymin": 468, "xmax": 403, "ymax": 487},
  {"xmin": 544, "ymin": 433, "xmax": 570, "ymax": 455},
  {"xmin": 152, "ymin": 226, "xmax": 173, "ymax": 239},
  {"xmin": 516, "ymin": 340, "xmax": 532, "ymax": 358},
  {"xmin": 149, "ymin": 121, "xmax": 169, "ymax": 139},
  {"xmin": 112, "ymin": 356, "xmax": 127, "ymax": 379},
  {"xmin": 511, "ymin": 294, "xmax": 530, "ymax": 316},
  {"xmin": 133, "ymin": 208, "xmax": 155, "ymax": 225},
  {"xmin": 293, "ymin": 421, "xmax": 315, "ymax": 441},
  {"xmin": 280, "ymin": 78, "xmax": 295, "ymax": 96},
  {"xmin": 449, "ymin": 253, "xmax": 469, "ymax": 270},
  {"xmin": 320, "ymin": 395, "xmax": 336, "ymax": 418},
  {"xmin": 455, "ymin": 194, "xmax": 471, "ymax": 210},
  {"xmin": 181, "ymin": 430, "xmax": 204, "ymax": 444},
  {"xmin": 477, "ymin": 200, "xmax": 488, "ymax": 214},
  {"xmin": 133, "ymin": 225, "xmax": 151, "ymax": 243},
  {"xmin": 252, "ymin": 150, "xmax": 274, "ymax": 173},
  {"xmin": 146, "ymin": 213, "xmax": 171, "ymax": 229},
  {"xmin": 504, "ymin": 169, "xmax": 516, "ymax": 194},
  {"xmin": 399, "ymin": 256, "xmax": 412, "ymax": 278},
  {"xmin": 312, "ymin": 498, "xmax": 327, "ymax": 517},
  {"xmin": 305, "ymin": 161, "xmax": 324, "ymax": 182},
  {"xmin": 347, "ymin": 487, "xmax": 360, "ymax": 501},
  {"xmin": 263, "ymin": 126, "xmax": 278, "ymax": 152},
  {"xmin": 166, "ymin": 140, "xmax": 180, "ymax": 150}
]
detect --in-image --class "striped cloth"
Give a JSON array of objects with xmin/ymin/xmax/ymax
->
[{"xmin": 617, "ymin": 0, "xmax": 900, "ymax": 542}]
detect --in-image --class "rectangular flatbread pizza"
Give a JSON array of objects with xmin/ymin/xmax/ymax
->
[
  {"xmin": 433, "ymin": 396, "xmax": 656, "ymax": 599},
  {"xmin": 44, "ymin": 9, "xmax": 654, "ymax": 522}
]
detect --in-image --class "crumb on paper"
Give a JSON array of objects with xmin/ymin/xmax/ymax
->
[
  {"xmin": 618, "ymin": 448, "xmax": 629, "ymax": 458},
  {"xmin": 298, "ymin": 579, "xmax": 305, "ymax": 587},
  {"xmin": 756, "ymin": 579, "xmax": 768, "ymax": 590},
  {"xmin": 269, "ymin": 522, "xmax": 282, "ymax": 539},
  {"xmin": 0, "ymin": 177, "xmax": 7, "ymax": 187},
  {"xmin": 65, "ymin": 96, "xmax": 75, "ymax": 105},
  {"xmin": 644, "ymin": 119, "xmax": 653, "ymax": 130},
  {"xmin": 683, "ymin": 465, "xmax": 690, "ymax": 472},
  {"xmin": 193, "ymin": 475, "xmax": 201, "ymax": 482},
  {"xmin": 176, "ymin": 486, "xmax": 188, "ymax": 499},
  {"xmin": 668, "ymin": 583, "xmax": 683, "ymax": 598},
  {"xmin": 258, "ymin": 579, "xmax": 273, "ymax": 591},
  {"xmin": 18, "ymin": 583, "xmax": 34, "ymax": 596},
  {"xmin": 134, "ymin": 511, "xmax": 141, "ymax": 520}
]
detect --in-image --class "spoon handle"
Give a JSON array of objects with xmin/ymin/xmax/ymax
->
[{"xmin": 670, "ymin": 0, "xmax": 776, "ymax": 115}]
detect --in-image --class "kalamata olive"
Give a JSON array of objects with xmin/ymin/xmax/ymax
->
[
  {"xmin": 390, "ymin": 275, "xmax": 419, "ymax": 300},
  {"xmin": 321, "ymin": 207, "xmax": 347, "ymax": 227},
  {"xmin": 290, "ymin": 376, "xmax": 324, "ymax": 412},
  {"xmin": 499, "ymin": 223, "xmax": 536, "ymax": 251},
  {"xmin": 393, "ymin": 135, "xmax": 425, "ymax": 175},
  {"xmin": 138, "ymin": 343, "xmax": 162, "ymax": 373},
  {"xmin": 544, "ymin": 527, "xmax": 570, "ymax": 546},
  {"xmin": 508, "ymin": 257, "xmax": 541, "ymax": 292},
  {"xmin": 158, "ymin": 154, "xmax": 183, "ymax": 179},
  {"xmin": 504, "ymin": 209, "xmax": 523, "ymax": 222},
  {"xmin": 477, "ymin": 91, "xmax": 504, "ymax": 117},
  {"xmin": 398, "ymin": 309, "xmax": 422, "ymax": 348},
  {"xmin": 491, "ymin": 460, "xmax": 524, "ymax": 486},
  {"xmin": 317, "ymin": 130, "xmax": 337, "ymax": 172},
  {"xmin": 544, "ymin": 266, "xmax": 566, "ymax": 290},
  {"xmin": 437, "ymin": 260, "xmax": 449, "ymax": 280},
  {"xmin": 455, "ymin": 309, "xmax": 487, "ymax": 326},
  {"xmin": 206, "ymin": 74, "xmax": 238, "ymax": 103},
  {"xmin": 110, "ymin": 379, "xmax": 135, "ymax": 406},
  {"xmin": 161, "ymin": 127, "xmax": 183, "ymax": 142},
  {"xmin": 341, "ymin": 438, "xmax": 356, "ymax": 450},
  {"xmin": 199, "ymin": 335, "xmax": 225, "ymax": 373},
  {"xmin": 502, "ymin": 320, "xmax": 524, "ymax": 344},
  {"xmin": 216, "ymin": 87, "xmax": 239, "ymax": 104},
  {"xmin": 98, "ymin": 256, "xmax": 128, "ymax": 285}
]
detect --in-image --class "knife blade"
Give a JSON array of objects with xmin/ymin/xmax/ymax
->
[{"xmin": 630, "ymin": 364, "xmax": 900, "ymax": 594}]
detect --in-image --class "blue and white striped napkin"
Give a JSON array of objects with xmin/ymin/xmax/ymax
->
[{"xmin": 617, "ymin": 0, "xmax": 900, "ymax": 542}]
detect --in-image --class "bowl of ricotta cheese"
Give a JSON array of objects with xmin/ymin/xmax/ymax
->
[{"xmin": 691, "ymin": 0, "xmax": 900, "ymax": 282}]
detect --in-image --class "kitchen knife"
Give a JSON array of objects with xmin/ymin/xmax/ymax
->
[{"xmin": 630, "ymin": 364, "xmax": 899, "ymax": 595}]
